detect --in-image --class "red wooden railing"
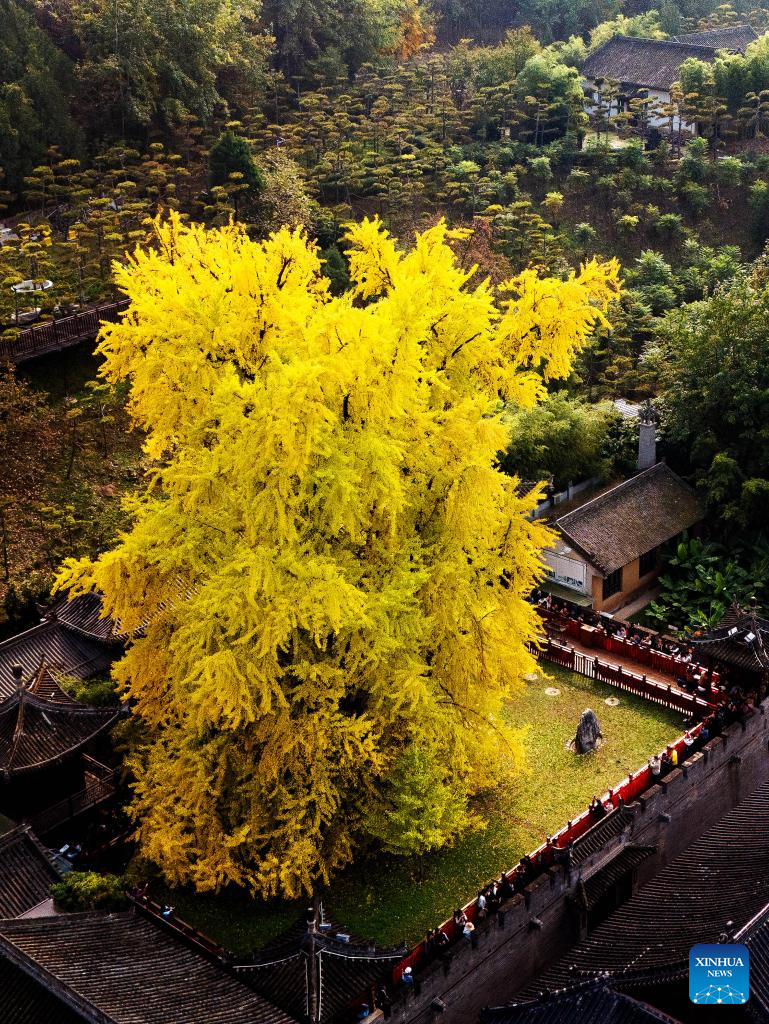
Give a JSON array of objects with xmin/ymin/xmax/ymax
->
[
  {"xmin": 0, "ymin": 299, "xmax": 129, "ymax": 364},
  {"xmin": 538, "ymin": 608, "xmax": 724, "ymax": 693},
  {"xmin": 533, "ymin": 636, "xmax": 715, "ymax": 716},
  {"xmin": 390, "ymin": 708, "xmax": 720, "ymax": 983}
]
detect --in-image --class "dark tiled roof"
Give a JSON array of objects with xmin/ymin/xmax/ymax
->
[
  {"xmin": 239, "ymin": 953, "xmax": 309, "ymax": 1022},
  {"xmin": 688, "ymin": 604, "xmax": 769, "ymax": 673},
  {"xmin": 578, "ymin": 846, "xmax": 656, "ymax": 911},
  {"xmin": 0, "ymin": 954, "xmax": 87, "ymax": 1024},
  {"xmin": 53, "ymin": 592, "xmax": 121, "ymax": 643},
  {"xmin": 735, "ymin": 899, "xmax": 769, "ymax": 1022},
  {"xmin": 583, "ymin": 36, "xmax": 721, "ymax": 91},
  {"xmin": 675, "ymin": 24, "xmax": 757, "ymax": 52},
  {"xmin": 571, "ymin": 806, "xmax": 636, "ymax": 865},
  {"xmin": 0, "ymin": 685, "xmax": 122, "ymax": 775},
  {"xmin": 236, "ymin": 908, "xmax": 405, "ymax": 1023},
  {"xmin": 520, "ymin": 779, "xmax": 769, "ymax": 996},
  {"xmin": 555, "ymin": 464, "xmax": 704, "ymax": 577},
  {"xmin": 318, "ymin": 947, "xmax": 402, "ymax": 1022},
  {"xmin": 482, "ymin": 979, "xmax": 681, "ymax": 1023},
  {"xmin": 0, "ymin": 826, "xmax": 61, "ymax": 918},
  {"xmin": 0, "ymin": 621, "xmax": 113, "ymax": 702},
  {"xmin": 0, "ymin": 911, "xmax": 297, "ymax": 1024}
]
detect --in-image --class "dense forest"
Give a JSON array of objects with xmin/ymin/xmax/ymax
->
[{"xmin": 2, "ymin": 0, "xmax": 769, "ymax": 636}]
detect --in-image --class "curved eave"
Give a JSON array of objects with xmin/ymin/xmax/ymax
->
[{"xmin": 1, "ymin": 706, "xmax": 126, "ymax": 778}]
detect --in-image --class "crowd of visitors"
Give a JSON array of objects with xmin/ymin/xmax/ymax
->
[
  {"xmin": 534, "ymin": 591, "xmax": 697, "ymax": 661},
  {"xmin": 389, "ymin": 688, "xmax": 755, "ymax": 1005},
  {"xmin": 531, "ymin": 590, "xmax": 736, "ymax": 701}
]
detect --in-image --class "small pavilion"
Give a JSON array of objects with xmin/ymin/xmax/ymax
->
[
  {"xmin": 0, "ymin": 662, "xmax": 123, "ymax": 832},
  {"xmin": 235, "ymin": 903, "xmax": 406, "ymax": 1022},
  {"xmin": 687, "ymin": 603, "xmax": 769, "ymax": 698}
]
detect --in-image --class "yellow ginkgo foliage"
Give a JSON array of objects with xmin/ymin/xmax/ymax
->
[{"xmin": 58, "ymin": 213, "xmax": 620, "ymax": 897}]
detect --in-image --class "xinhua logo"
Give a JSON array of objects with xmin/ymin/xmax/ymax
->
[{"xmin": 689, "ymin": 944, "xmax": 749, "ymax": 1005}]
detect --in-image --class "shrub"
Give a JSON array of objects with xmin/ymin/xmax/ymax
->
[
  {"xmin": 526, "ymin": 155, "xmax": 553, "ymax": 184},
  {"xmin": 51, "ymin": 872, "xmax": 128, "ymax": 913},
  {"xmin": 58, "ymin": 674, "xmax": 119, "ymax": 707},
  {"xmin": 678, "ymin": 181, "xmax": 710, "ymax": 217},
  {"xmin": 652, "ymin": 212, "xmax": 684, "ymax": 239},
  {"xmin": 749, "ymin": 180, "xmax": 769, "ymax": 244},
  {"xmin": 615, "ymin": 213, "xmax": 640, "ymax": 235}
]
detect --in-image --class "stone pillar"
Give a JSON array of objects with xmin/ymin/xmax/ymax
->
[{"xmin": 638, "ymin": 420, "xmax": 656, "ymax": 471}]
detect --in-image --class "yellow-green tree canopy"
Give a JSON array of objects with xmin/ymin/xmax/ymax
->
[{"xmin": 58, "ymin": 214, "xmax": 619, "ymax": 897}]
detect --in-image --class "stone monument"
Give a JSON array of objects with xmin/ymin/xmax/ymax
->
[{"xmin": 569, "ymin": 708, "xmax": 603, "ymax": 754}]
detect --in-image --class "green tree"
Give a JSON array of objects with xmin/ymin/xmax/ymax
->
[
  {"xmin": 499, "ymin": 392, "xmax": 618, "ymax": 487},
  {"xmin": 210, "ymin": 132, "xmax": 265, "ymax": 193},
  {"xmin": 650, "ymin": 271, "xmax": 769, "ymax": 531},
  {"xmin": 364, "ymin": 743, "xmax": 477, "ymax": 862}
]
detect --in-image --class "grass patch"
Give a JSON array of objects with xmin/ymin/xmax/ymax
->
[{"xmin": 157, "ymin": 665, "xmax": 682, "ymax": 953}]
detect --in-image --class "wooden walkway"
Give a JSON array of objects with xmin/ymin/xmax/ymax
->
[
  {"xmin": 532, "ymin": 635, "xmax": 713, "ymax": 717},
  {"xmin": 0, "ymin": 299, "xmax": 129, "ymax": 365}
]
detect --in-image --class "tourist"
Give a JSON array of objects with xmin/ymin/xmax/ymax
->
[
  {"xmin": 649, "ymin": 755, "xmax": 661, "ymax": 778},
  {"xmin": 477, "ymin": 891, "xmax": 487, "ymax": 920},
  {"xmin": 435, "ymin": 928, "xmax": 450, "ymax": 957},
  {"xmin": 684, "ymin": 731, "xmax": 695, "ymax": 750},
  {"xmin": 453, "ymin": 908, "xmax": 467, "ymax": 928},
  {"xmin": 401, "ymin": 966, "xmax": 414, "ymax": 988},
  {"xmin": 488, "ymin": 880, "xmax": 500, "ymax": 909},
  {"xmin": 424, "ymin": 929, "xmax": 436, "ymax": 961},
  {"xmin": 590, "ymin": 796, "xmax": 607, "ymax": 820},
  {"xmin": 375, "ymin": 985, "xmax": 393, "ymax": 1020},
  {"xmin": 463, "ymin": 920, "xmax": 475, "ymax": 941}
]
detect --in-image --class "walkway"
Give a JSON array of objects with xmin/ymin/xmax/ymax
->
[
  {"xmin": 565, "ymin": 633, "xmax": 690, "ymax": 695},
  {"xmin": 0, "ymin": 299, "xmax": 128, "ymax": 364}
]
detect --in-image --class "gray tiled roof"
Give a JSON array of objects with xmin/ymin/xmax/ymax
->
[
  {"xmin": 519, "ymin": 778, "xmax": 769, "ymax": 996},
  {"xmin": 52, "ymin": 593, "xmax": 121, "ymax": 643},
  {"xmin": 0, "ymin": 911, "xmax": 297, "ymax": 1024},
  {"xmin": 0, "ymin": 954, "xmax": 87, "ymax": 1024},
  {"xmin": 482, "ymin": 980, "xmax": 681, "ymax": 1023},
  {"xmin": 688, "ymin": 604, "xmax": 769, "ymax": 673},
  {"xmin": 737, "ymin": 901, "xmax": 769, "ymax": 1021},
  {"xmin": 0, "ymin": 621, "xmax": 113, "ymax": 702},
  {"xmin": 0, "ymin": 826, "xmax": 61, "ymax": 918},
  {"xmin": 583, "ymin": 36, "xmax": 721, "ymax": 91},
  {"xmin": 0, "ymin": 684, "xmax": 122, "ymax": 775},
  {"xmin": 235, "ymin": 908, "xmax": 406, "ymax": 1023},
  {"xmin": 555, "ymin": 464, "xmax": 704, "ymax": 577},
  {"xmin": 675, "ymin": 24, "xmax": 758, "ymax": 52}
]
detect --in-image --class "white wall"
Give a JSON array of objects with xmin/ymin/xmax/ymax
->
[
  {"xmin": 543, "ymin": 542, "xmax": 591, "ymax": 595},
  {"xmin": 583, "ymin": 81, "xmax": 696, "ymax": 135}
]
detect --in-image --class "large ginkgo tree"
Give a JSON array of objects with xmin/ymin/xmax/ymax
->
[{"xmin": 59, "ymin": 214, "xmax": 619, "ymax": 896}]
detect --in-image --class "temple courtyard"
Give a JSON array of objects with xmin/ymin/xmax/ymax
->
[{"xmin": 158, "ymin": 665, "xmax": 683, "ymax": 952}]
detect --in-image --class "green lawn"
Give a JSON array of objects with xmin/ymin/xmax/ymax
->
[{"xmin": 157, "ymin": 665, "xmax": 682, "ymax": 953}]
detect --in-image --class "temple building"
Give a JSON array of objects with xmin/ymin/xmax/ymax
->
[
  {"xmin": 0, "ymin": 908, "xmax": 296, "ymax": 1024},
  {"xmin": 234, "ymin": 903, "xmax": 406, "ymax": 1022},
  {"xmin": 583, "ymin": 26, "xmax": 757, "ymax": 137},
  {"xmin": 543, "ymin": 463, "xmax": 704, "ymax": 613},
  {"xmin": 0, "ymin": 592, "xmax": 122, "ymax": 702},
  {"xmin": 687, "ymin": 603, "xmax": 769, "ymax": 697},
  {"xmin": 0, "ymin": 825, "xmax": 64, "ymax": 920},
  {"xmin": 0, "ymin": 662, "xmax": 123, "ymax": 834}
]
